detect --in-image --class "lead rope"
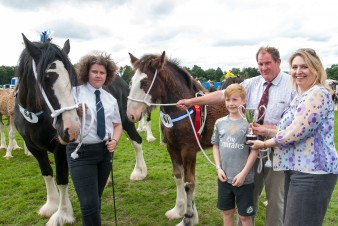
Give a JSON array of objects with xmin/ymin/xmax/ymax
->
[
  {"xmin": 32, "ymin": 59, "xmax": 94, "ymax": 158},
  {"xmin": 257, "ymin": 148, "xmax": 272, "ymax": 173},
  {"xmin": 108, "ymin": 133, "xmax": 118, "ymax": 226},
  {"xmin": 128, "ymin": 70, "xmax": 216, "ymax": 168},
  {"xmin": 32, "ymin": 59, "xmax": 78, "ymax": 127}
]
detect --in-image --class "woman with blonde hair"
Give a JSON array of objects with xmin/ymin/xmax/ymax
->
[{"xmin": 248, "ymin": 48, "xmax": 338, "ymax": 226}]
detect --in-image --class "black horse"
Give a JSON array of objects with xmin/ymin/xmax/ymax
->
[
  {"xmin": 105, "ymin": 75, "xmax": 147, "ymax": 180},
  {"xmin": 14, "ymin": 34, "xmax": 80, "ymax": 225}
]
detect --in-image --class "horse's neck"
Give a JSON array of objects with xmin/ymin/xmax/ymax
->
[{"xmin": 160, "ymin": 76, "xmax": 195, "ymax": 115}]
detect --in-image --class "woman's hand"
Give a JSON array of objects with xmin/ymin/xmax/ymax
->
[{"xmin": 247, "ymin": 140, "xmax": 265, "ymax": 150}]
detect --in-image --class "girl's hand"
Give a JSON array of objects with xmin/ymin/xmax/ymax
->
[
  {"xmin": 77, "ymin": 103, "xmax": 88, "ymax": 117},
  {"xmin": 106, "ymin": 139, "xmax": 118, "ymax": 152}
]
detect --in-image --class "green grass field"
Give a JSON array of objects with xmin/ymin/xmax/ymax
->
[{"xmin": 0, "ymin": 109, "xmax": 337, "ymax": 225}]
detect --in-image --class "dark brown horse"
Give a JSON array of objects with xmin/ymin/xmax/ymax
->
[{"xmin": 126, "ymin": 51, "xmax": 228, "ymax": 225}]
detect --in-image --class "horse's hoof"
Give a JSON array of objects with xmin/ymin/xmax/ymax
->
[
  {"xmin": 3, "ymin": 155, "xmax": 13, "ymax": 159},
  {"xmin": 130, "ymin": 173, "xmax": 146, "ymax": 181},
  {"xmin": 147, "ymin": 136, "xmax": 156, "ymax": 142},
  {"xmin": 165, "ymin": 208, "xmax": 184, "ymax": 220}
]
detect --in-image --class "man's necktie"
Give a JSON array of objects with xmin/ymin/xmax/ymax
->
[
  {"xmin": 257, "ymin": 82, "xmax": 272, "ymax": 125},
  {"xmin": 95, "ymin": 90, "xmax": 105, "ymax": 140}
]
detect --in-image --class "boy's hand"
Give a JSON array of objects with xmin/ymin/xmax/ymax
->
[
  {"xmin": 232, "ymin": 172, "xmax": 245, "ymax": 187},
  {"xmin": 217, "ymin": 169, "xmax": 227, "ymax": 182}
]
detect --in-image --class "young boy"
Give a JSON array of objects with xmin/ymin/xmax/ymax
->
[{"xmin": 211, "ymin": 83, "xmax": 258, "ymax": 226}]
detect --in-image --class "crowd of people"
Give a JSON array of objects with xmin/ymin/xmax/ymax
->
[{"xmin": 63, "ymin": 45, "xmax": 337, "ymax": 226}]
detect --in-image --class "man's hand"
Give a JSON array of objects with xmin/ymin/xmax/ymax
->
[
  {"xmin": 176, "ymin": 99, "xmax": 191, "ymax": 110},
  {"xmin": 252, "ymin": 123, "xmax": 276, "ymax": 138}
]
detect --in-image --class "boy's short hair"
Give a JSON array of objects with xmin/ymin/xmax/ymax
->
[{"xmin": 223, "ymin": 83, "xmax": 246, "ymax": 100}]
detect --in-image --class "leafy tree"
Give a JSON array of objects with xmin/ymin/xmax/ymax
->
[
  {"xmin": 190, "ymin": 65, "xmax": 207, "ymax": 81},
  {"xmin": 229, "ymin": 68, "xmax": 241, "ymax": 76},
  {"xmin": 215, "ymin": 67, "xmax": 224, "ymax": 81},
  {"xmin": 0, "ymin": 66, "xmax": 15, "ymax": 85},
  {"xmin": 241, "ymin": 67, "xmax": 260, "ymax": 78},
  {"xmin": 205, "ymin": 68, "xmax": 217, "ymax": 81},
  {"xmin": 121, "ymin": 65, "xmax": 133, "ymax": 84},
  {"xmin": 326, "ymin": 64, "xmax": 338, "ymax": 81}
]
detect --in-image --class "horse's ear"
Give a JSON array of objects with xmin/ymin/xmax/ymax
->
[
  {"xmin": 22, "ymin": 33, "xmax": 41, "ymax": 62},
  {"xmin": 62, "ymin": 39, "xmax": 70, "ymax": 55},
  {"xmin": 129, "ymin": 53, "xmax": 138, "ymax": 65},
  {"xmin": 159, "ymin": 51, "xmax": 166, "ymax": 69}
]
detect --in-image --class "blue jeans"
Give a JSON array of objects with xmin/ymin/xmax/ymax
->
[
  {"xmin": 284, "ymin": 170, "xmax": 337, "ymax": 226},
  {"xmin": 66, "ymin": 142, "xmax": 112, "ymax": 226}
]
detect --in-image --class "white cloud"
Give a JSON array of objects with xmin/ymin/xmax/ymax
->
[{"xmin": 0, "ymin": 0, "xmax": 337, "ymax": 73}]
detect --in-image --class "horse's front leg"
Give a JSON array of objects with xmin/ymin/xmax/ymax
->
[
  {"xmin": 124, "ymin": 123, "xmax": 147, "ymax": 181},
  {"xmin": 165, "ymin": 161, "xmax": 187, "ymax": 220},
  {"xmin": 4, "ymin": 119, "xmax": 21, "ymax": 158},
  {"xmin": 177, "ymin": 148, "xmax": 199, "ymax": 226},
  {"xmin": 0, "ymin": 118, "xmax": 8, "ymax": 152},
  {"xmin": 47, "ymin": 146, "xmax": 74, "ymax": 226},
  {"xmin": 30, "ymin": 150, "xmax": 60, "ymax": 217}
]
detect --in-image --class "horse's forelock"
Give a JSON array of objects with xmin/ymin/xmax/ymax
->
[
  {"xmin": 134, "ymin": 54, "xmax": 201, "ymax": 94},
  {"xmin": 16, "ymin": 40, "xmax": 76, "ymax": 109}
]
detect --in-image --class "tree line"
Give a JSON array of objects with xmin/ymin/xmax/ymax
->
[{"xmin": 1, "ymin": 64, "xmax": 338, "ymax": 86}]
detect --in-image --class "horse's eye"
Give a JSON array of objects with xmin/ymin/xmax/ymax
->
[
  {"xmin": 44, "ymin": 73, "xmax": 50, "ymax": 83},
  {"xmin": 140, "ymin": 79, "xmax": 148, "ymax": 89}
]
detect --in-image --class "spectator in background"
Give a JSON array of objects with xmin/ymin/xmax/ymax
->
[{"xmin": 209, "ymin": 80, "xmax": 217, "ymax": 92}]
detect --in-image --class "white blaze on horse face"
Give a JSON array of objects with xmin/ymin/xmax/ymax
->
[
  {"xmin": 50, "ymin": 60, "xmax": 80, "ymax": 141},
  {"xmin": 127, "ymin": 69, "xmax": 152, "ymax": 122}
]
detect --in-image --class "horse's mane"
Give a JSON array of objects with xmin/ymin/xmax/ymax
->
[
  {"xmin": 135, "ymin": 54, "xmax": 206, "ymax": 94},
  {"xmin": 15, "ymin": 41, "xmax": 77, "ymax": 108}
]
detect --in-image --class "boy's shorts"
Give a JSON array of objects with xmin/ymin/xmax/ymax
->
[{"xmin": 217, "ymin": 179, "xmax": 255, "ymax": 216}]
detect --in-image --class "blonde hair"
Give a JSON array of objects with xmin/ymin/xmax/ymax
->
[
  {"xmin": 223, "ymin": 83, "xmax": 246, "ymax": 100},
  {"xmin": 288, "ymin": 49, "xmax": 332, "ymax": 94}
]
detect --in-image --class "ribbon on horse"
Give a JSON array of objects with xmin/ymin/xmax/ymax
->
[{"xmin": 192, "ymin": 105, "xmax": 202, "ymax": 140}]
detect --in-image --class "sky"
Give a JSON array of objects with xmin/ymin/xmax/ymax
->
[{"xmin": 1, "ymin": 0, "xmax": 338, "ymax": 72}]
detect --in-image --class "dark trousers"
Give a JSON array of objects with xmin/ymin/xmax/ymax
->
[
  {"xmin": 284, "ymin": 170, "xmax": 337, "ymax": 226},
  {"xmin": 66, "ymin": 142, "xmax": 112, "ymax": 226}
]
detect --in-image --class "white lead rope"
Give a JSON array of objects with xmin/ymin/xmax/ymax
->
[
  {"xmin": 127, "ymin": 69, "xmax": 215, "ymax": 168},
  {"xmin": 129, "ymin": 100, "xmax": 216, "ymax": 168},
  {"xmin": 257, "ymin": 148, "xmax": 272, "ymax": 173},
  {"xmin": 32, "ymin": 59, "xmax": 94, "ymax": 158},
  {"xmin": 32, "ymin": 59, "xmax": 78, "ymax": 128},
  {"xmin": 71, "ymin": 103, "xmax": 95, "ymax": 159}
]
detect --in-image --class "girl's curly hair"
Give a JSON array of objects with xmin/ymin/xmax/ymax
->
[{"xmin": 76, "ymin": 51, "xmax": 118, "ymax": 85}]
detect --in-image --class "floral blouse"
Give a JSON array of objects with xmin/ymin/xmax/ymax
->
[{"xmin": 273, "ymin": 85, "xmax": 338, "ymax": 174}]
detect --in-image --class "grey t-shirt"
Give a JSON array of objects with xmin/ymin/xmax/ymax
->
[{"xmin": 211, "ymin": 116, "xmax": 254, "ymax": 184}]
